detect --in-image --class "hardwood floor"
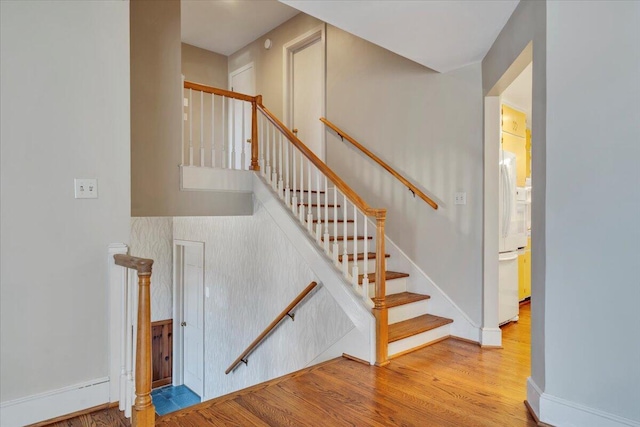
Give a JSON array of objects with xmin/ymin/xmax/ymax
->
[{"xmin": 44, "ymin": 304, "xmax": 535, "ymax": 426}]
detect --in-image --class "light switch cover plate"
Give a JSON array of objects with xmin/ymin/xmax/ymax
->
[{"xmin": 74, "ymin": 178, "xmax": 98, "ymax": 199}]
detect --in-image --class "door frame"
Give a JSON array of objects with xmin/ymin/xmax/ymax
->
[
  {"xmin": 172, "ymin": 239, "xmax": 205, "ymax": 397},
  {"xmin": 283, "ymin": 24, "xmax": 326, "ymax": 160},
  {"xmin": 229, "ymin": 62, "xmax": 255, "ymax": 94}
]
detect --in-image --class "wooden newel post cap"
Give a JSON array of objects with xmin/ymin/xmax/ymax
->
[{"xmin": 114, "ymin": 254, "xmax": 154, "ymax": 274}]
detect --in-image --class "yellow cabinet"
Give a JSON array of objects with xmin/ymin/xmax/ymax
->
[
  {"xmin": 502, "ymin": 132, "xmax": 527, "ymax": 187},
  {"xmin": 518, "ymin": 238, "xmax": 531, "ymax": 301},
  {"xmin": 526, "ymin": 129, "xmax": 532, "ymax": 179},
  {"xmin": 502, "ymin": 104, "xmax": 526, "ymax": 138}
]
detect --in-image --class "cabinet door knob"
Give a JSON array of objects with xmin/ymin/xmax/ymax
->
[{"xmin": 181, "ymin": 321, "xmax": 187, "ymax": 327}]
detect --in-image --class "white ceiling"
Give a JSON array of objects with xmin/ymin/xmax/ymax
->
[
  {"xmin": 280, "ymin": 0, "xmax": 520, "ymax": 73},
  {"xmin": 502, "ymin": 62, "xmax": 532, "ymax": 126},
  {"xmin": 181, "ymin": 0, "xmax": 299, "ymax": 56}
]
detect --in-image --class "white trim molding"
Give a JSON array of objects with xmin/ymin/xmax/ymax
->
[
  {"xmin": 528, "ymin": 377, "xmax": 640, "ymax": 427},
  {"xmin": 108, "ymin": 243, "xmax": 129, "ymax": 403},
  {"xmin": 0, "ymin": 378, "xmax": 110, "ymax": 427},
  {"xmin": 480, "ymin": 327, "xmax": 502, "ymax": 347}
]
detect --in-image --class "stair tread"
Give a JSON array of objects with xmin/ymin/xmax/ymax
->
[
  {"xmin": 313, "ymin": 219, "xmax": 354, "ymax": 223},
  {"xmin": 323, "ymin": 235, "xmax": 372, "ymax": 242},
  {"xmin": 294, "ymin": 189, "xmax": 325, "ymax": 194},
  {"xmin": 299, "ymin": 203, "xmax": 339, "ymax": 207},
  {"xmin": 382, "ymin": 292, "xmax": 431, "ymax": 308},
  {"xmin": 358, "ymin": 271, "xmax": 409, "ymax": 285},
  {"xmin": 388, "ymin": 314, "xmax": 453, "ymax": 343},
  {"xmin": 338, "ymin": 252, "xmax": 390, "ymax": 262}
]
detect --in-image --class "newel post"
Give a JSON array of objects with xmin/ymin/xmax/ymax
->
[
  {"xmin": 250, "ymin": 95, "xmax": 261, "ymax": 171},
  {"xmin": 133, "ymin": 263, "xmax": 155, "ymax": 427},
  {"xmin": 373, "ymin": 211, "xmax": 389, "ymax": 367}
]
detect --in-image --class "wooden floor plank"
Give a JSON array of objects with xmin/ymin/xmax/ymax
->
[{"xmin": 48, "ymin": 305, "xmax": 536, "ymax": 427}]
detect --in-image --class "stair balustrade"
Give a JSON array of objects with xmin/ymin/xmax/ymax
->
[
  {"xmin": 182, "ymin": 80, "xmax": 389, "ymax": 367},
  {"xmin": 113, "ymin": 254, "xmax": 155, "ymax": 427}
]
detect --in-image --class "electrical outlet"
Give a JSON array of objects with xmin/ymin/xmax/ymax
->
[
  {"xmin": 455, "ymin": 192, "xmax": 466, "ymax": 205},
  {"xmin": 74, "ymin": 178, "xmax": 98, "ymax": 199}
]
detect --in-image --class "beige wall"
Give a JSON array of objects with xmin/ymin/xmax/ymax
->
[
  {"xmin": 228, "ymin": 14, "xmax": 485, "ymax": 324},
  {"xmin": 182, "ymin": 43, "xmax": 228, "ymax": 87},
  {"xmin": 130, "ymin": 0, "xmax": 252, "ymax": 216},
  {"xmin": 228, "ymin": 13, "xmax": 323, "ymax": 118}
]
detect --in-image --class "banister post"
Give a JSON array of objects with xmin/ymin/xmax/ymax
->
[
  {"xmin": 373, "ymin": 212, "xmax": 389, "ymax": 367},
  {"xmin": 250, "ymin": 96, "xmax": 261, "ymax": 171},
  {"xmin": 132, "ymin": 268, "xmax": 155, "ymax": 427}
]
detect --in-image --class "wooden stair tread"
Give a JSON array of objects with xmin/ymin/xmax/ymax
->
[
  {"xmin": 388, "ymin": 314, "xmax": 453, "ymax": 343},
  {"xmin": 382, "ymin": 292, "xmax": 430, "ymax": 308},
  {"xmin": 313, "ymin": 219, "xmax": 353, "ymax": 223},
  {"xmin": 293, "ymin": 189, "xmax": 325, "ymax": 194},
  {"xmin": 338, "ymin": 252, "xmax": 390, "ymax": 262},
  {"xmin": 299, "ymin": 203, "xmax": 339, "ymax": 207},
  {"xmin": 358, "ymin": 271, "xmax": 409, "ymax": 285},
  {"xmin": 323, "ymin": 235, "xmax": 372, "ymax": 242}
]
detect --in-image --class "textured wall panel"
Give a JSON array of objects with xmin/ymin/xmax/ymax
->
[
  {"xmin": 173, "ymin": 198, "xmax": 353, "ymax": 400},
  {"xmin": 130, "ymin": 217, "xmax": 173, "ymax": 321}
]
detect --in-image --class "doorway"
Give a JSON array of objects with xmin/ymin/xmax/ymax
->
[
  {"xmin": 172, "ymin": 240, "xmax": 205, "ymax": 399},
  {"xmin": 229, "ymin": 63, "xmax": 255, "ymax": 170},
  {"xmin": 482, "ymin": 43, "xmax": 533, "ymax": 347},
  {"xmin": 284, "ymin": 25, "xmax": 326, "ymax": 162}
]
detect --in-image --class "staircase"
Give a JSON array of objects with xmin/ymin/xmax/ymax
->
[{"xmin": 298, "ymin": 189, "xmax": 453, "ymax": 359}]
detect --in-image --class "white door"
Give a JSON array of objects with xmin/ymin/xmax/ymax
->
[
  {"xmin": 183, "ymin": 244, "xmax": 204, "ymax": 396},
  {"xmin": 230, "ymin": 64, "xmax": 254, "ymax": 170},
  {"xmin": 292, "ymin": 39, "xmax": 324, "ymax": 161}
]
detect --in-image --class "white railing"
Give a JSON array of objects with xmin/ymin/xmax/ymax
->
[{"xmin": 182, "ymin": 80, "xmax": 256, "ymax": 171}]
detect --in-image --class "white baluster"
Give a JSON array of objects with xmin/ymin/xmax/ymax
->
[
  {"xmin": 278, "ymin": 133, "xmax": 284, "ymax": 196},
  {"xmin": 231, "ymin": 98, "xmax": 236, "ymax": 169},
  {"xmin": 211, "ymin": 93, "xmax": 215, "ymax": 167},
  {"xmin": 285, "ymin": 136, "xmax": 290, "ymax": 206},
  {"xmin": 241, "ymin": 101, "xmax": 246, "ymax": 170},
  {"xmin": 307, "ymin": 158, "xmax": 313, "ymax": 233},
  {"xmin": 323, "ymin": 176, "xmax": 330, "ymax": 254},
  {"xmin": 363, "ymin": 216, "xmax": 369, "ymax": 299},
  {"xmin": 291, "ymin": 149, "xmax": 297, "ymax": 215},
  {"xmin": 259, "ymin": 114, "xmax": 265, "ymax": 174},
  {"xmin": 315, "ymin": 168, "xmax": 322, "ymax": 244},
  {"xmin": 342, "ymin": 194, "xmax": 349, "ymax": 277},
  {"xmin": 298, "ymin": 151, "xmax": 305, "ymax": 223},
  {"xmin": 181, "ymin": 78, "xmax": 184, "ymax": 166},
  {"xmin": 272, "ymin": 126, "xmax": 277, "ymax": 189},
  {"xmin": 200, "ymin": 91, "xmax": 204, "ymax": 167},
  {"xmin": 189, "ymin": 88, "xmax": 193, "ymax": 166},
  {"xmin": 222, "ymin": 96, "xmax": 226, "ymax": 169},
  {"xmin": 333, "ymin": 186, "xmax": 339, "ymax": 266},
  {"xmin": 265, "ymin": 120, "xmax": 271, "ymax": 180},
  {"xmin": 352, "ymin": 205, "xmax": 359, "ymax": 289}
]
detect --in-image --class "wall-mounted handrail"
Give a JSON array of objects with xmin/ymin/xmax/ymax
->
[
  {"xmin": 258, "ymin": 104, "xmax": 385, "ymax": 219},
  {"xmin": 320, "ymin": 118, "xmax": 438, "ymax": 210},
  {"xmin": 114, "ymin": 254, "xmax": 155, "ymax": 427},
  {"xmin": 226, "ymin": 281, "xmax": 319, "ymax": 375}
]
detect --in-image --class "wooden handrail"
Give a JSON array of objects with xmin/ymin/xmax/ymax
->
[
  {"xmin": 258, "ymin": 104, "xmax": 386, "ymax": 219},
  {"xmin": 226, "ymin": 281, "xmax": 319, "ymax": 375},
  {"xmin": 320, "ymin": 118, "xmax": 438, "ymax": 210},
  {"xmin": 184, "ymin": 81, "xmax": 256, "ymax": 103},
  {"xmin": 114, "ymin": 254, "xmax": 155, "ymax": 427}
]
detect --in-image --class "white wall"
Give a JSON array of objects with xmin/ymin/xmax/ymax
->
[
  {"xmin": 0, "ymin": 0, "xmax": 130, "ymax": 406},
  {"xmin": 130, "ymin": 218, "xmax": 174, "ymax": 321},
  {"xmin": 173, "ymin": 197, "xmax": 354, "ymax": 400},
  {"xmin": 543, "ymin": 1, "xmax": 640, "ymax": 423}
]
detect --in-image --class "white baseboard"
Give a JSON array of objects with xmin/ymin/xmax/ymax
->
[
  {"xmin": 0, "ymin": 377, "xmax": 110, "ymax": 427},
  {"xmin": 480, "ymin": 327, "xmax": 502, "ymax": 347},
  {"xmin": 528, "ymin": 376, "xmax": 640, "ymax": 427}
]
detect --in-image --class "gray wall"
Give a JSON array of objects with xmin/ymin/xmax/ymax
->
[
  {"xmin": 482, "ymin": 0, "xmax": 547, "ymax": 391},
  {"xmin": 182, "ymin": 43, "xmax": 228, "ymax": 87},
  {"xmin": 229, "ymin": 14, "xmax": 485, "ymax": 325},
  {"xmin": 130, "ymin": 0, "xmax": 252, "ymax": 217},
  {"xmin": 0, "ymin": 1, "xmax": 130, "ymax": 401},
  {"xmin": 543, "ymin": 1, "xmax": 639, "ymax": 421}
]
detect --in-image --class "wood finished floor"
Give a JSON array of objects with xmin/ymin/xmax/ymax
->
[{"xmin": 44, "ymin": 304, "xmax": 534, "ymax": 426}]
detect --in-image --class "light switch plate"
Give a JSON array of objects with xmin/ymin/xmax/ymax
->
[
  {"xmin": 455, "ymin": 192, "xmax": 466, "ymax": 205},
  {"xmin": 75, "ymin": 178, "xmax": 98, "ymax": 199}
]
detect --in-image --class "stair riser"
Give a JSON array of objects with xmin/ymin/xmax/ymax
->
[
  {"xmin": 388, "ymin": 300, "xmax": 430, "ymax": 324},
  {"xmin": 387, "ymin": 324, "xmax": 451, "ymax": 357},
  {"xmin": 362, "ymin": 277, "xmax": 407, "ymax": 297}
]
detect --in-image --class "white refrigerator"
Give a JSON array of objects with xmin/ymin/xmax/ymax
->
[{"xmin": 498, "ymin": 150, "xmax": 527, "ymax": 324}]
